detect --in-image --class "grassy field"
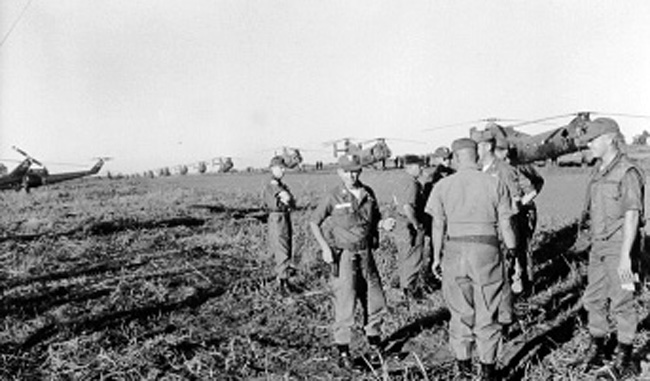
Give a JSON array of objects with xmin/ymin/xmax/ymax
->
[{"xmin": 1, "ymin": 166, "xmax": 650, "ymax": 380}]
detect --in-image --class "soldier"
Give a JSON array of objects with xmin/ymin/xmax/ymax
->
[
  {"xmin": 309, "ymin": 154, "xmax": 391, "ymax": 369},
  {"xmin": 494, "ymin": 139, "xmax": 544, "ymax": 290},
  {"xmin": 391, "ymin": 154, "xmax": 427, "ymax": 300},
  {"xmin": 474, "ymin": 130, "xmax": 535, "ymax": 295},
  {"xmin": 426, "ymin": 138, "xmax": 516, "ymax": 381},
  {"xmin": 262, "ymin": 156, "xmax": 296, "ymax": 294},
  {"xmin": 579, "ymin": 118, "xmax": 644, "ymax": 380},
  {"xmin": 420, "ymin": 146, "xmax": 455, "ymax": 286}
]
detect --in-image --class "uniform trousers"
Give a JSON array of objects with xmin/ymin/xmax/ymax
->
[
  {"xmin": 583, "ymin": 238, "xmax": 638, "ymax": 344},
  {"xmin": 332, "ymin": 248, "xmax": 387, "ymax": 344},
  {"xmin": 267, "ymin": 212, "xmax": 292, "ymax": 280},
  {"xmin": 393, "ymin": 221, "xmax": 425, "ymax": 290},
  {"xmin": 442, "ymin": 239, "xmax": 504, "ymax": 364}
]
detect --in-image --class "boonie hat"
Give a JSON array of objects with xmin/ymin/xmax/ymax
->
[
  {"xmin": 581, "ymin": 118, "xmax": 621, "ymax": 142},
  {"xmin": 433, "ymin": 146, "xmax": 452, "ymax": 159},
  {"xmin": 269, "ymin": 155, "xmax": 286, "ymax": 167},
  {"xmin": 403, "ymin": 154, "xmax": 423, "ymax": 165},
  {"xmin": 338, "ymin": 154, "xmax": 363, "ymax": 171},
  {"xmin": 451, "ymin": 138, "xmax": 477, "ymax": 153}
]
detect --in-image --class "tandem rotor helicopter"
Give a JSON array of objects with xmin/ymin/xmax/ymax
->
[
  {"xmin": 425, "ymin": 112, "xmax": 650, "ymax": 165},
  {"xmin": 0, "ymin": 146, "xmax": 109, "ymax": 192},
  {"xmin": 324, "ymin": 137, "xmax": 427, "ymax": 169}
]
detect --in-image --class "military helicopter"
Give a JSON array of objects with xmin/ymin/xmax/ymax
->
[
  {"xmin": 426, "ymin": 113, "xmax": 650, "ymax": 165},
  {"xmin": 0, "ymin": 146, "xmax": 40, "ymax": 191},
  {"xmin": 210, "ymin": 157, "xmax": 234, "ymax": 173},
  {"xmin": 273, "ymin": 147, "xmax": 303, "ymax": 169},
  {"xmin": 325, "ymin": 137, "xmax": 393, "ymax": 168},
  {"xmin": 22, "ymin": 157, "xmax": 110, "ymax": 191}
]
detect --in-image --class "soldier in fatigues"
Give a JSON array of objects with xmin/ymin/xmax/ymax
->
[
  {"xmin": 310, "ymin": 154, "xmax": 390, "ymax": 369},
  {"xmin": 474, "ymin": 130, "xmax": 535, "ymax": 300},
  {"xmin": 579, "ymin": 118, "xmax": 644, "ymax": 380},
  {"xmin": 262, "ymin": 156, "xmax": 296, "ymax": 294},
  {"xmin": 426, "ymin": 138, "xmax": 516, "ymax": 381},
  {"xmin": 494, "ymin": 138, "xmax": 544, "ymax": 290},
  {"xmin": 391, "ymin": 154, "xmax": 427, "ymax": 300}
]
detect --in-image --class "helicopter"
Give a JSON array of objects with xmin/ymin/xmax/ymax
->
[
  {"xmin": 21, "ymin": 157, "xmax": 110, "ymax": 192},
  {"xmin": 274, "ymin": 147, "xmax": 303, "ymax": 169},
  {"xmin": 211, "ymin": 157, "xmax": 234, "ymax": 173},
  {"xmin": 426, "ymin": 113, "xmax": 649, "ymax": 166},
  {"xmin": 325, "ymin": 137, "xmax": 393, "ymax": 169},
  {"xmin": 0, "ymin": 146, "xmax": 40, "ymax": 191}
]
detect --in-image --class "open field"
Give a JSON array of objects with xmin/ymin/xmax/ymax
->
[{"xmin": 2, "ymin": 166, "xmax": 650, "ymax": 380}]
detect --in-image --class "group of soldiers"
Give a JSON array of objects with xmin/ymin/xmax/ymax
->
[{"xmin": 261, "ymin": 117, "xmax": 644, "ymax": 381}]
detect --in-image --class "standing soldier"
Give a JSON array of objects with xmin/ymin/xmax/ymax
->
[
  {"xmin": 262, "ymin": 156, "xmax": 296, "ymax": 295},
  {"xmin": 494, "ymin": 140, "xmax": 544, "ymax": 289},
  {"xmin": 309, "ymin": 154, "xmax": 390, "ymax": 369},
  {"xmin": 474, "ymin": 130, "xmax": 534, "ymax": 295},
  {"xmin": 579, "ymin": 118, "xmax": 644, "ymax": 380},
  {"xmin": 426, "ymin": 138, "xmax": 516, "ymax": 381},
  {"xmin": 391, "ymin": 154, "xmax": 427, "ymax": 300}
]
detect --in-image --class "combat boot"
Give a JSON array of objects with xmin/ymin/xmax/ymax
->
[
  {"xmin": 480, "ymin": 363, "xmax": 497, "ymax": 381},
  {"xmin": 585, "ymin": 336, "xmax": 608, "ymax": 370},
  {"xmin": 596, "ymin": 342, "xmax": 638, "ymax": 380},
  {"xmin": 453, "ymin": 359, "xmax": 473, "ymax": 381},
  {"xmin": 336, "ymin": 344, "xmax": 353, "ymax": 369}
]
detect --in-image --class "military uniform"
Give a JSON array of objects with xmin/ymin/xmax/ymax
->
[
  {"xmin": 392, "ymin": 156, "xmax": 427, "ymax": 294},
  {"xmin": 262, "ymin": 165, "xmax": 295, "ymax": 281},
  {"xmin": 311, "ymin": 182, "xmax": 386, "ymax": 346},
  {"xmin": 582, "ymin": 152, "xmax": 643, "ymax": 345},
  {"xmin": 425, "ymin": 139, "xmax": 514, "ymax": 367}
]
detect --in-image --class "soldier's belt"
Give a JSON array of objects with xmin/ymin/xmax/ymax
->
[{"xmin": 447, "ymin": 235, "xmax": 499, "ymax": 247}]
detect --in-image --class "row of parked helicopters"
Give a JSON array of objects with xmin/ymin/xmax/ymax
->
[{"xmin": 2, "ymin": 111, "xmax": 648, "ymax": 191}]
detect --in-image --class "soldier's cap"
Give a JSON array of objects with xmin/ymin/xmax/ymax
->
[
  {"xmin": 451, "ymin": 138, "xmax": 477, "ymax": 153},
  {"xmin": 470, "ymin": 128, "xmax": 496, "ymax": 144},
  {"xmin": 581, "ymin": 117, "xmax": 621, "ymax": 142},
  {"xmin": 338, "ymin": 154, "xmax": 363, "ymax": 171},
  {"xmin": 403, "ymin": 154, "xmax": 423, "ymax": 166},
  {"xmin": 433, "ymin": 146, "xmax": 452, "ymax": 159},
  {"xmin": 269, "ymin": 155, "xmax": 286, "ymax": 168}
]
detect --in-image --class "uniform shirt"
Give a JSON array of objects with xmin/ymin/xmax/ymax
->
[
  {"xmin": 311, "ymin": 183, "xmax": 381, "ymax": 250},
  {"xmin": 483, "ymin": 157, "xmax": 533, "ymax": 199},
  {"xmin": 586, "ymin": 153, "xmax": 643, "ymax": 240},
  {"xmin": 393, "ymin": 174, "xmax": 425, "ymax": 223},
  {"xmin": 262, "ymin": 178, "xmax": 295, "ymax": 213},
  {"xmin": 425, "ymin": 162, "xmax": 514, "ymax": 237},
  {"xmin": 517, "ymin": 164, "xmax": 544, "ymax": 194}
]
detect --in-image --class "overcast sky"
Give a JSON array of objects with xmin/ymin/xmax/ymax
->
[{"xmin": 2, "ymin": 0, "xmax": 650, "ymax": 174}]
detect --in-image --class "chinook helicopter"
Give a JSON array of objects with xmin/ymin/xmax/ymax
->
[
  {"xmin": 211, "ymin": 157, "xmax": 234, "ymax": 173},
  {"xmin": 274, "ymin": 147, "xmax": 303, "ymax": 169},
  {"xmin": 22, "ymin": 157, "xmax": 110, "ymax": 192},
  {"xmin": 0, "ymin": 146, "xmax": 40, "ymax": 191}
]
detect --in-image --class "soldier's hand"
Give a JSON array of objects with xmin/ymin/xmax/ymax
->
[
  {"xmin": 431, "ymin": 259, "xmax": 442, "ymax": 279},
  {"xmin": 321, "ymin": 246, "xmax": 334, "ymax": 264},
  {"xmin": 278, "ymin": 190, "xmax": 292, "ymax": 205},
  {"xmin": 618, "ymin": 255, "xmax": 635, "ymax": 285},
  {"xmin": 380, "ymin": 217, "xmax": 396, "ymax": 231}
]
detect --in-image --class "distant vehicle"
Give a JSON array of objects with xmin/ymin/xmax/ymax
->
[
  {"xmin": 325, "ymin": 137, "xmax": 392, "ymax": 168},
  {"xmin": 22, "ymin": 157, "xmax": 109, "ymax": 192},
  {"xmin": 0, "ymin": 146, "xmax": 39, "ymax": 191},
  {"xmin": 275, "ymin": 147, "xmax": 303, "ymax": 169},
  {"xmin": 211, "ymin": 157, "xmax": 234, "ymax": 173}
]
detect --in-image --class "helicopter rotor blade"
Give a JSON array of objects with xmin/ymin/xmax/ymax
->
[
  {"xmin": 589, "ymin": 111, "xmax": 650, "ymax": 120},
  {"xmin": 506, "ymin": 113, "xmax": 584, "ymax": 129},
  {"xmin": 423, "ymin": 117, "xmax": 524, "ymax": 132},
  {"xmin": 12, "ymin": 146, "xmax": 43, "ymax": 166}
]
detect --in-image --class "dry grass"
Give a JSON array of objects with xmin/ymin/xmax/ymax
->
[{"xmin": 1, "ymin": 168, "xmax": 649, "ymax": 380}]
